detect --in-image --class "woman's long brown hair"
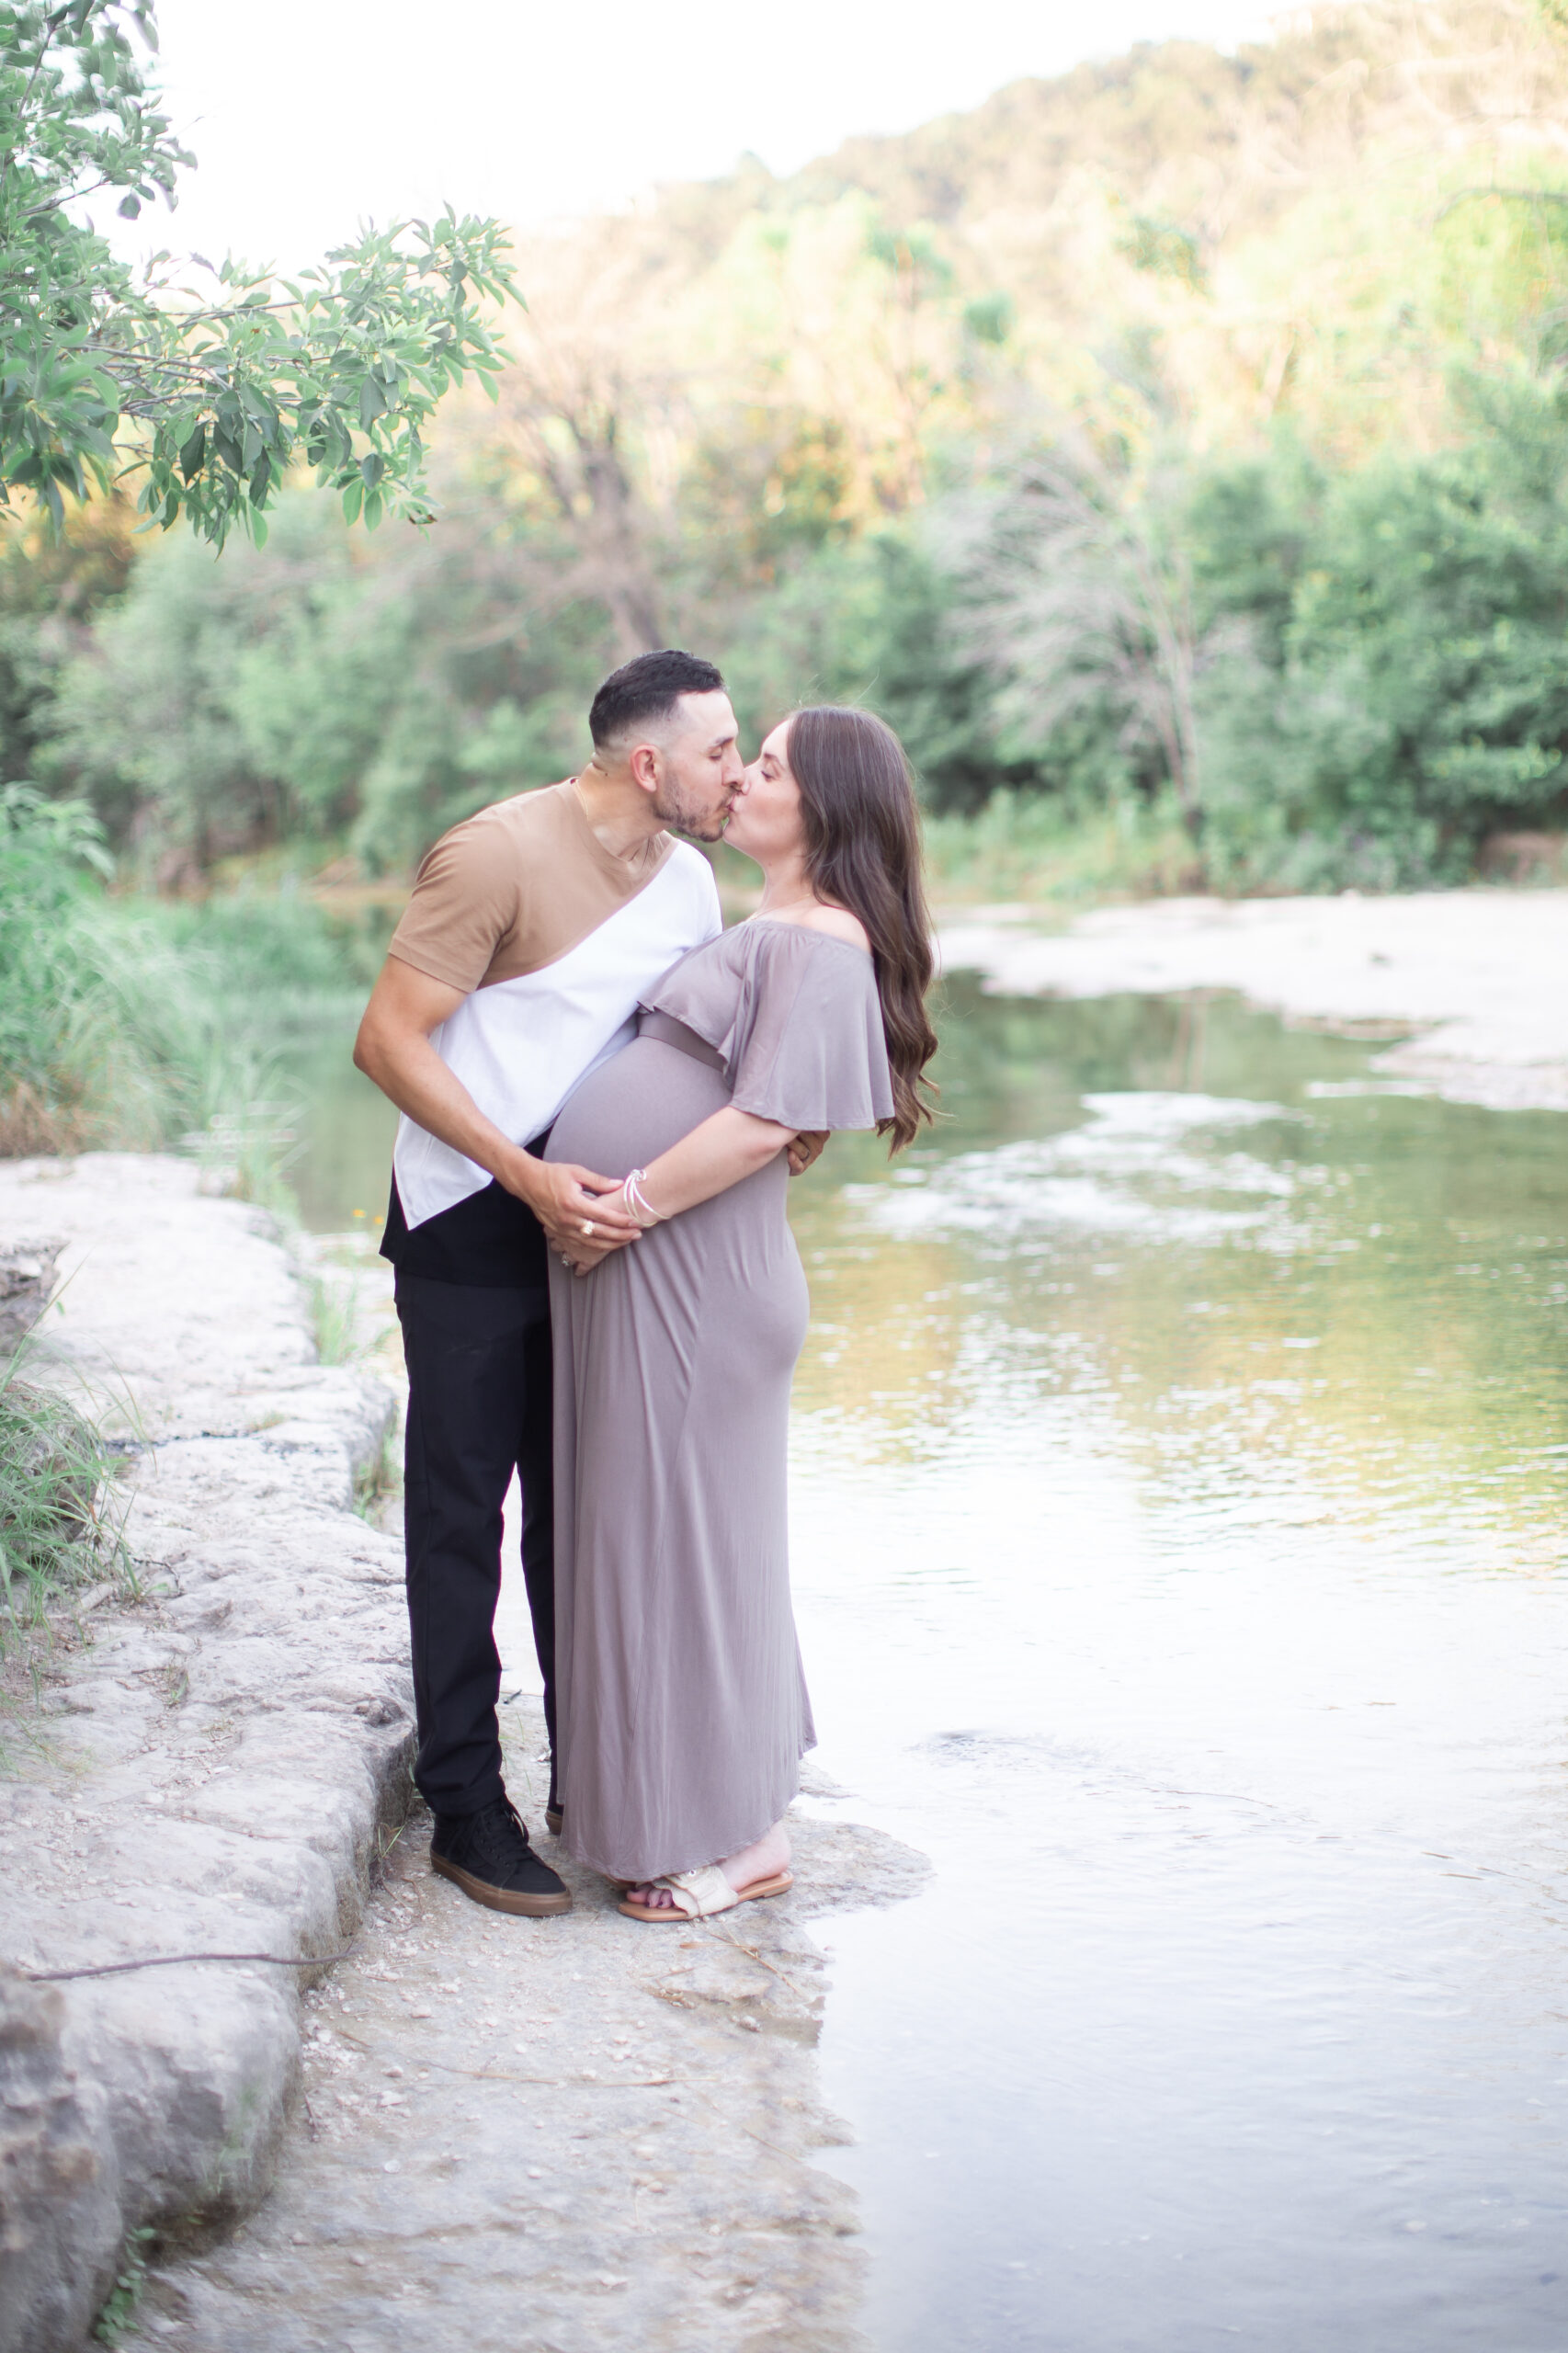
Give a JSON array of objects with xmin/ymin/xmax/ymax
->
[{"xmin": 784, "ymin": 705, "xmax": 937, "ymax": 1153}]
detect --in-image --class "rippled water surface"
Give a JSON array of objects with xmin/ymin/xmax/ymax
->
[{"xmin": 294, "ymin": 979, "xmax": 1568, "ymax": 2351}]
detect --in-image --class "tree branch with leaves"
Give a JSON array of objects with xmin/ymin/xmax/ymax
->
[{"xmin": 0, "ymin": 0, "xmax": 520, "ymax": 548}]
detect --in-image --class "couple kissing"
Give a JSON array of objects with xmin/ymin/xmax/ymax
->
[{"xmin": 354, "ymin": 649, "xmax": 937, "ymax": 1924}]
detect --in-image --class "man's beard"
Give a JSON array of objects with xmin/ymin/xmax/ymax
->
[{"xmin": 652, "ymin": 778, "xmax": 731, "ymax": 843}]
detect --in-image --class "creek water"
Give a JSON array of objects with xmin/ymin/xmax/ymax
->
[{"xmin": 289, "ymin": 975, "xmax": 1568, "ymax": 2352}]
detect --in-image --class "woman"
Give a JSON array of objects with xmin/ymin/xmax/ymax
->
[{"xmin": 544, "ymin": 704, "xmax": 937, "ymax": 1921}]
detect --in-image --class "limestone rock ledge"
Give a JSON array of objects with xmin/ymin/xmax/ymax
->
[{"xmin": 0, "ymin": 1156, "xmax": 407, "ymax": 2353}]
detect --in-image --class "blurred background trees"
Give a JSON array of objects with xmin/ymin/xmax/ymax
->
[{"xmin": 11, "ymin": 0, "xmax": 1568, "ymax": 901}]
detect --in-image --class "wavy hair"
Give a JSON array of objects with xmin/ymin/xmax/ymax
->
[{"xmin": 784, "ymin": 705, "xmax": 937, "ymax": 1153}]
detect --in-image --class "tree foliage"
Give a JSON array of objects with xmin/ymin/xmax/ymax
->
[
  {"xmin": 943, "ymin": 444, "xmax": 1206, "ymax": 835},
  {"xmin": 0, "ymin": 0, "xmax": 517, "ymax": 547},
  {"xmin": 10, "ymin": 1, "xmax": 1568, "ymax": 894},
  {"xmin": 1190, "ymin": 383, "xmax": 1568, "ymax": 884}
]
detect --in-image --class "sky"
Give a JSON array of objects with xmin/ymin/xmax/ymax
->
[{"xmin": 112, "ymin": 0, "xmax": 1279, "ymax": 274}]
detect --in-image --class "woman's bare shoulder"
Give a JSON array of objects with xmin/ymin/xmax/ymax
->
[{"xmin": 794, "ymin": 903, "xmax": 872, "ymax": 955}]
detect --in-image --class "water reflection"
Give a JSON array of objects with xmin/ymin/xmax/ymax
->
[
  {"xmin": 787, "ymin": 981, "xmax": 1568, "ymax": 2351},
  {"xmin": 290, "ymin": 979, "xmax": 1568, "ymax": 2349}
]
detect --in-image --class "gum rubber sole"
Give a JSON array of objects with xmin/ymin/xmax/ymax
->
[{"xmin": 432, "ymin": 1850, "xmax": 572, "ymax": 1916}]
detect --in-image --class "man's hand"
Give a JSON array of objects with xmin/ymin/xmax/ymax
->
[
  {"xmin": 787, "ymin": 1130, "xmax": 828, "ymax": 1177},
  {"xmin": 506, "ymin": 1154, "xmax": 641, "ymax": 1265},
  {"xmin": 353, "ymin": 961, "xmax": 643, "ymax": 1272}
]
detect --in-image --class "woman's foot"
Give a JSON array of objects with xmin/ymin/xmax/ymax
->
[{"xmin": 623, "ymin": 1819, "xmax": 791, "ymax": 1914}]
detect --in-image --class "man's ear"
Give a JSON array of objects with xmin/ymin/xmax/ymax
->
[{"xmin": 628, "ymin": 742, "xmax": 661, "ymax": 794}]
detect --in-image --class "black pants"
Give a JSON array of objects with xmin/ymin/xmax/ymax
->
[{"xmin": 395, "ymin": 1271, "xmax": 554, "ymax": 1820}]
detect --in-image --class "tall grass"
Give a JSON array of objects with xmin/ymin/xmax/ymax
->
[
  {"xmin": 0, "ymin": 786, "xmax": 370, "ymax": 1164},
  {"xmin": 0, "ymin": 1346, "xmax": 131, "ymax": 1658},
  {"xmin": 2, "ymin": 785, "xmax": 227, "ymax": 1154},
  {"xmin": 921, "ymin": 790, "xmax": 1201, "ymax": 906}
]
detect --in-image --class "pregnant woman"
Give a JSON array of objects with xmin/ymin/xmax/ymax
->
[{"xmin": 544, "ymin": 704, "xmax": 937, "ymax": 1921}]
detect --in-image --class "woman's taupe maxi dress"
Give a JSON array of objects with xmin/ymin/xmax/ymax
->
[{"xmin": 544, "ymin": 920, "xmax": 893, "ymax": 1883}]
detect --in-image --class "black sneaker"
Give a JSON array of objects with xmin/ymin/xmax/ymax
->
[{"xmin": 430, "ymin": 1795, "xmax": 571, "ymax": 1917}]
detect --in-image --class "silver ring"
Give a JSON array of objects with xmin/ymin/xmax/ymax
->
[{"xmin": 582, "ymin": 1220, "xmax": 595, "ymax": 1236}]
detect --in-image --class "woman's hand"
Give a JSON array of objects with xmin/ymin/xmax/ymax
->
[{"xmin": 787, "ymin": 1130, "xmax": 828, "ymax": 1176}]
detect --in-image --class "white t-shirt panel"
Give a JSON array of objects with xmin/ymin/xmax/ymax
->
[{"xmin": 392, "ymin": 841, "xmax": 722, "ymax": 1231}]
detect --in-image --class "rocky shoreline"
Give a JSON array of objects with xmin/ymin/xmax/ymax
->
[
  {"xmin": 0, "ymin": 1154, "xmax": 406, "ymax": 2353},
  {"xmin": 0, "ymin": 1154, "xmax": 926, "ymax": 2353}
]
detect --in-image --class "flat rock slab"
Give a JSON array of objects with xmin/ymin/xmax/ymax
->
[
  {"xmin": 0, "ymin": 1155, "xmax": 403, "ymax": 2353},
  {"xmin": 939, "ymin": 888, "xmax": 1568, "ymax": 1109}
]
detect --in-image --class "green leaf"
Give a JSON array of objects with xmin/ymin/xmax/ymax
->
[
  {"xmin": 341, "ymin": 478, "xmax": 363, "ymax": 525},
  {"xmin": 359, "ymin": 450, "xmax": 384, "ymax": 490},
  {"xmin": 0, "ymin": 13, "xmax": 519, "ymax": 548}
]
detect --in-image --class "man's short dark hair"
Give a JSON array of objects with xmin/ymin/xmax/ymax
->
[{"xmin": 588, "ymin": 649, "xmax": 725, "ymax": 749}]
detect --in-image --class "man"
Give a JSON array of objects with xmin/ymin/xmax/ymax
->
[{"xmin": 355, "ymin": 649, "xmax": 743, "ymax": 1918}]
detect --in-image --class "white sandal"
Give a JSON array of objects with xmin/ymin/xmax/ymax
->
[{"xmin": 617, "ymin": 1862, "xmax": 793, "ymax": 1923}]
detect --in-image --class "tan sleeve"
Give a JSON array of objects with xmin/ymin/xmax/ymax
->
[{"xmin": 386, "ymin": 814, "xmax": 527, "ymax": 994}]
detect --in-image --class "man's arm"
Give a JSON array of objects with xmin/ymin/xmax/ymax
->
[{"xmin": 352, "ymin": 957, "xmax": 640, "ymax": 1259}]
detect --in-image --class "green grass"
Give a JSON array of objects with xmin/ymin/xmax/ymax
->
[
  {"xmin": 921, "ymin": 791, "xmax": 1202, "ymax": 906},
  {"xmin": 1, "ymin": 788, "xmax": 380, "ymax": 1161},
  {"xmin": 0, "ymin": 1347, "xmax": 131, "ymax": 1658},
  {"xmin": 308, "ymin": 1258, "xmax": 364, "ymax": 1367},
  {"xmin": 353, "ymin": 1424, "xmax": 400, "ymax": 1523}
]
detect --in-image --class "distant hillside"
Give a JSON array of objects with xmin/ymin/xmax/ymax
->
[{"xmin": 478, "ymin": 0, "xmax": 1568, "ymax": 514}]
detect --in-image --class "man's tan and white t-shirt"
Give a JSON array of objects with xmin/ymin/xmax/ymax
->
[{"xmin": 380, "ymin": 781, "xmax": 721, "ymax": 1285}]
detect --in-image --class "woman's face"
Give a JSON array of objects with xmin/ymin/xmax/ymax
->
[{"xmin": 725, "ymin": 719, "xmax": 804, "ymax": 866}]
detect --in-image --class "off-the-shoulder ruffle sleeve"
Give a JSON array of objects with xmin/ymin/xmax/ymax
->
[{"xmin": 645, "ymin": 923, "xmax": 894, "ymax": 1132}]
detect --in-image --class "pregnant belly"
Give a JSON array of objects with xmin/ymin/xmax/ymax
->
[{"xmin": 545, "ymin": 1037, "xmax": 731, "ymax": 1176}]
